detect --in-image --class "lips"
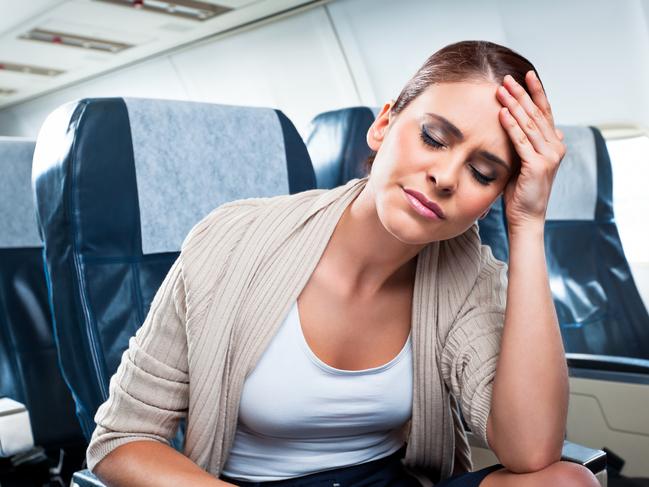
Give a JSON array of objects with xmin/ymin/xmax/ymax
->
[{"xmin": 403, "ymin": 188, "xmax": 446, "ymax": 219}]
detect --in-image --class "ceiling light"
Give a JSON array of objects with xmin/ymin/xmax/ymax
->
[
  {"xmin": 0, "ymin": 61, "xmax": 64, "ymax": 77},
  {"xmin": 95, "ymin": 0, "xmax": 231, "ymax": 21},
  {"xmin": 20, "ymin": 28, "xmax": 133, "ymax": 53}
]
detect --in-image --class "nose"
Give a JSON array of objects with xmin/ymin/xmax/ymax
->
[{"xmin": 427, "ymin": 156, "xmax": 460, "ymax": 195}]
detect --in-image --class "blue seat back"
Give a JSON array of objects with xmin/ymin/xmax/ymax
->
[
  {"xmin": 0, "ymin": 137, "xmax": 84, "ymax": 448},
  {"xmin": 546, "ymin": 126, "xmax": 649, "ymax": 358},
  {"xmin": 305, "ymin": 106, "xmax": 509, "ymax": 262},
  {"xmin": 32, "ymin": 98, "xmax": 316, "ymax": 440}
]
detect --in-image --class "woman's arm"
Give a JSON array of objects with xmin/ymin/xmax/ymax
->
[
  {"xmin": 487, "ymin": 70, "xmax": 569, "ymax": 473},
  {"xmin": 486, "ymin": 223, "xmax": 568, "ymax": 473},
  {"xmin": 93, "ymin": 441, "xmax": 235, "ymax": 487}
]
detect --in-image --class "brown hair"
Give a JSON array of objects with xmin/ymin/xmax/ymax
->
[{"xmin": 364, "ymin": 40, "xmax": 541, "ymax": 173}]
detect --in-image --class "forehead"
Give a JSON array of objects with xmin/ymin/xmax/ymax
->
[{"xmin": 404, "ymin": 81, "xmax": 513, "ymax": 159}]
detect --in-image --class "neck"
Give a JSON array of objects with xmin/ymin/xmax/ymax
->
[{"xmin": 326, "ymin": 183, "xmax": 425, "ymax": 298}]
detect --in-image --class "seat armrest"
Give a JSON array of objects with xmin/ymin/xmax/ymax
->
[
  {"xmin": 71, "ymin": 469, "xmax": 106, "ymax": 487},
  {"xmin": 562, "ymin": 440, "xmax": 607, "ymax": 474},
  {"xmin": 466, "ymin": 431, "xmax": 607, "ymax": 474},
  {"xmin": 0, "ymin": 397, "xmax": 35, "ymax": 457}
]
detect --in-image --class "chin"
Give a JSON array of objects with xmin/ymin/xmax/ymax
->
[{"xmin": 385, "ymin": 214, "xmax": 446, "ymax": 245}]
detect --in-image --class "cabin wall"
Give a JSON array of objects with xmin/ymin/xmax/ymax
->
[{"xmin": 0, "ymin": 0, "xmax": 647, "ymax": 138}]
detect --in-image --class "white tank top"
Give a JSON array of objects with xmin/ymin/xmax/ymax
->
[{"xmin": 221, "ymin": 300, "xmax": 413, "ymax": 482}]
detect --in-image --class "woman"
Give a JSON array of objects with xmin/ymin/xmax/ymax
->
[{"xmin": 88, "ymin": 41, "xmax": 600, "ymax": 486}]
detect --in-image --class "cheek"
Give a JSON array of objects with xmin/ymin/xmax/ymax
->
[
  {"xmin": 376, "ymin": 129, "xmax": 420, "ymax": 173},
  {"xmin": 458, "ymin": 187, "xmax": 499, "ymax": 219}
]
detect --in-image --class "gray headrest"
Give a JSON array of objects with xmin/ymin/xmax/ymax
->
[
  {"xmin": 124, "ymin": 98, "xmax": 293, "ymax": 254},
  {"xmin": 0, "ymin": 138, "xmax": 39, "ymax": 248},
  {"xmin": 546, "ymin": 126, "xmax": 598, "ymax": 221}
]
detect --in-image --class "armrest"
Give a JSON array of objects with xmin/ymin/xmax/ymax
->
[
  {"xmin": 0, "ymin": 397, "xmax": 35, "ymax": 457},
  {"xmin": 562, "ymin": 440, "xmax": 607, "ymax": 474},
  {"xmin": 567, "ymin": 353, "xmax": 649, "ymax": 384},
  {"xmin": 72, "ymin": 469, "xmax": 106, "ymax": 487},
  {"xmin": 466, "ymin": 431, "xmax": 607, "ymax": 474}
]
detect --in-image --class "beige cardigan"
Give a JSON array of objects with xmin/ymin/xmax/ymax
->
[{"xmin": 87, "ymin": 176, "xmax": 508, "ymax": 484}]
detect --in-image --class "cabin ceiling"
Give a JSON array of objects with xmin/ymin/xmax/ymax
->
[{"xmin": 0, "ymin": 0, "xmax": 318, "ymax": 109}]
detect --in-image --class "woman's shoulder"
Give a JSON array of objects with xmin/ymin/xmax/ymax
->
[
  {"xmin": 434, "ymin": 223, "xmax": 508, "ymax": 301},
  {"xmin": 180, "ymin": 197, "xmax": 265, "ymax": 254},
  {"xmin": 178, "ymin": 187, "xmax": 332, "ymax": 270}
]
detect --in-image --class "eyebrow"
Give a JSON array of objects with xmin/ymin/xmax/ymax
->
[{"xmin": 425, "ymin": 112, "xmax": 511, "ymax": 172}]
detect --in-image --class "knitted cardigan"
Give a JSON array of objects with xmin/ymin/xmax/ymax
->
[{"xmin": 87, "ymin": 176, "xmax": 508, "ymax": 484}]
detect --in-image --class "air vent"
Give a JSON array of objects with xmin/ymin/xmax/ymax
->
[
  {"xmin": 0, "ymin": 61, "xmax": 64, "ymax": 77},
  {"xmin": 20, "ymin": 28, "xmax": 133, "ymax": 53},
  {"xmin": 0, "ymin": 88, "xmax": 17, "ymax": 96},
  {"xmin": 96, "ymin": 0, "xmax": 232, "ymax": 21}
]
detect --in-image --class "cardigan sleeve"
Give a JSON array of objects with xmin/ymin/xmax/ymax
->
[
  {"xmin": 86, "ymin": 255, "xmax": 190, "ymax": 472},
  {"xmin": 440, "ymin": 243, "xmax": 508, "ymax": 450}
]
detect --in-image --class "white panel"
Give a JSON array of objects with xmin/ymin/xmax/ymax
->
[
  {"xmin": 495, "ymin": 0, "xmax": 649, "ymax": 129},
  {"xmin": 327, "ymin": 0, "xmax": 507, "ymax": 107},
  {"xmin": 0, "ymin": 56, "xmax": 189, "ymax": 137},
  {"xmin": 327, "ymin": 0, "xmax": 649, "ymax": 130},
  {"xmin": 0, "ymin": 0, "xmax": 63, "ymax": 37},
  {"xmin": 0, "ymin": 109, "xmax": 31, "ymax": 136},
  {"xmin": 170, "ymin": 6, "xmax": 360, "ymax": 137}
]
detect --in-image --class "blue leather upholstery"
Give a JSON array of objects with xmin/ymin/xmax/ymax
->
[
  {"xmin": 546, "ymin": 126, "xmax": 649, "ymax": 358},
  {"xmin": 31, "ymin": 98, "xmax": 316, "ymax": 444},
  {"xmin": 305, "ymin": 106, "xmax": 510, "ymax": 262},
  {"xmin": 305, "ymin": 106, "xmax": 377, "ymax": 190},
  {"xmin": 0, "ymin": 138, "xmax": 84, "ymax": 450}
]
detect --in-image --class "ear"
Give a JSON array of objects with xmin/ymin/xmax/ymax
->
[{"xmin": 366, "ymin": 100, "xmax": 394, "ymax": 151}]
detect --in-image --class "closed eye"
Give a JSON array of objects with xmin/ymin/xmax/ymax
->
[
  {"xmin": 420, "ymin": 127, "xmax": 496, "ymax": 186},
  {"xmin": 470, "ymin": 166, "xmax": 496, "ymax": 185},
  {"xmin": 419, "ymin": 128, "xmax": 444, "ymax": 149}
]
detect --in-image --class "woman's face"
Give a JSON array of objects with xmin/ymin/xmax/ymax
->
[{"xmin": 366, "ymin": 81, "xmax": 516, "ymax": 245}]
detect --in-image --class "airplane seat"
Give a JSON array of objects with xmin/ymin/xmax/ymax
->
[
  {"xmin": 0, "ymin": 137, "xmax": 85, "ymax": 476},
  {"xmin": 547, "ymin": 126, "xmax": 649, "ymax": 358},
  {"xmin": 305, "ymin": 106, "xmax": 510, "ymax": 262},
  {"xmin": 31, "ymin": 98, "xmax": 316, "ymax": 486}
]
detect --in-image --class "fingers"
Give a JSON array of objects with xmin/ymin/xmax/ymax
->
[
  {"xmin": 499, "ymin": 107, "xmax": 538, "ymax": 163},
  {"xmin": 496, "ymin": 72, "xmax": 566, "ymax": 163},
  {"xmin": 496, "ymin": 84, "xmax": 550, "ymax": 155},
  {"xmin": 524, "ymin": 70, "xmax": 557, "ymax": 129},
  {"xmin": 504, "ymin": 73, "xmax": 556, "ymax": 144}
]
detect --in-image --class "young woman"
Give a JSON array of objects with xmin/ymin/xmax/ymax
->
[{"xmin": 88, "ymin": 41, "xmax": 600, "ymax": 487}]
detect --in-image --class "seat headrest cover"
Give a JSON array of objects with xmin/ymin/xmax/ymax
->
[
  {"xmin": 124, "ymin": 98, "xmax": 291, "ymax": 254},
  {"xmin": 546, "ymin": 126, "xmax": 598, "ymax": 221},
  {"xmin": 0, "ymin": 138, "xmax": 39, "ymax": 248}
]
